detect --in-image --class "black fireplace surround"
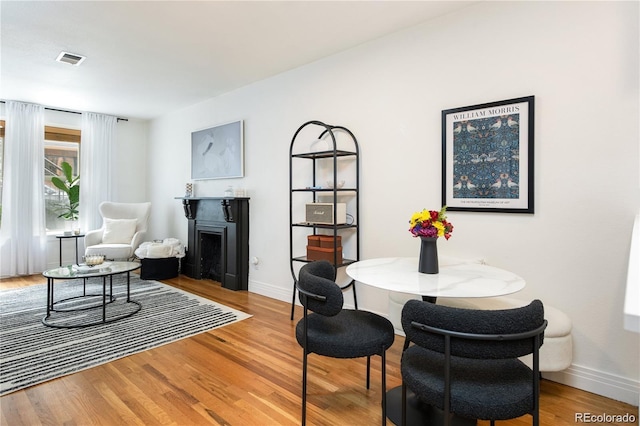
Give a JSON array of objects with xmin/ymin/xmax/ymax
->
[{"xmin": 177, "ymin": 197, "xmax": 249, "ymax": 291}]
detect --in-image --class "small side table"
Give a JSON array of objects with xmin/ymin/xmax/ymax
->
[{"xmin": 56, "ymin": 234, "xmax": 85, "ymax": 266}]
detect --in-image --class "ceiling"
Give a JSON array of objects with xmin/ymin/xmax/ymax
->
[{"xmin": 1, "ymin": 1, "xmax": 476, "ymax": 120}]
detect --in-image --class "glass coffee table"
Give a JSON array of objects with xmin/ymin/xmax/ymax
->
[{"xmin": 42, "ymin": 261, "xmax": 142, "ymax": 328}]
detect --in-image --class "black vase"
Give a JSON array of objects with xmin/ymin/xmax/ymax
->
[{"xmin": 419, "ymin": 236, "xmax": 439, "ymax": 274}]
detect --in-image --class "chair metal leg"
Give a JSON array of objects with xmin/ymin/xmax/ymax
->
[
  {"xmin": 301, "ymin": 300, "xmax": 308, "ymax": 426},
  {"xmin": 401, "ymin": 381, "xmax": 407, "ymax": 426},
  {"xmin": 381, "ymin": 350, "xmax": 387, "ymax": 426},
  {"xmin": 533, "ymin": 337, "xmax": 541, "ymax": 426},
  {"xmin": 290, "ymin": 283, "xmax": 297, "ymax": 320},
  {"xmin": 352, "ymin": 280, "xmax": 358, "ymax": 310},
  {"xmin": 366, "ymin": 356, "xmax": 371, "ymax": 389},
  {"xmin": 302, "ymin": 348, "xmax": 308, "ymax": 426}
]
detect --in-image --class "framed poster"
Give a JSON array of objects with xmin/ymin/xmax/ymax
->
[
  {"xmin": 442, "ymin": 96, "xmax": 534, "ymax": 213},
  {"xmin": 191, "ymin": 120, "xmax": 244, "ymax": 180}
]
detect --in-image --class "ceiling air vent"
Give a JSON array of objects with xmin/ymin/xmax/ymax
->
[{"xmin": 56, "ymin": 51, "xmax": 86, "ymax": 66}]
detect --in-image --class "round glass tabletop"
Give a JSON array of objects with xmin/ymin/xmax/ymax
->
[{"xmin": 43, "ymin": 261, "xmax": 141, "ymax": 279}]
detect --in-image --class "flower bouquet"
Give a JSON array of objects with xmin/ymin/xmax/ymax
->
[{"xmin": 409, "ymin": 206, "xmax": 453, "ymax": 240}]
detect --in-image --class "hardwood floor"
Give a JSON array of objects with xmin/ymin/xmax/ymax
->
[{"xmin": 1, "ymin": 273, "xmax": 638, "ymax": 426}]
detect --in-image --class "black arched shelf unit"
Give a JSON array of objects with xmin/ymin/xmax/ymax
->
[{"xmin": 289, "ymin": 120, "xmax": 360, "ymax": 320}]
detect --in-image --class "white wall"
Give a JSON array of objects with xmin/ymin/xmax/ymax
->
[
  {"xmin": 146, "ymin": 1, "xmax": 639, "ymax": 404},
  {"xmin": 111, "ymin": 118, "xmax": 149, "ymax": 204}
]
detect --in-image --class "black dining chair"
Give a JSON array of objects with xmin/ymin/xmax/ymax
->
[
  {"xmin": 295, "ymin": 260, "xmax": 395, "ymax": 425},
  {"xmin": 400, "ymin": 299, "xmax": 547, "ymax": 426}
]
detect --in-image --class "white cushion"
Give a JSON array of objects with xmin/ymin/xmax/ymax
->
[
  {"xmin": 102, "ymin": 218, "xmax": 137, "ymax": 244},
  {"xmin": 85, "ymin": 244, "xmax": 133, "ymax": 260}
]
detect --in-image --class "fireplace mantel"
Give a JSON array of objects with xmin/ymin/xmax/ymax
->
[{"xmin": 176, "ymin": 197, "xmax": 249, "ymax": 291}]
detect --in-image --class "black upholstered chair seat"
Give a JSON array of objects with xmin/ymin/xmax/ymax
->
[
  {"xmin": 402, "ymin": 346, "xmax": 534, "ymax": 420},
  {"xmin": 296, "ymin": 309, "xmax": 395, "ymax": 358}
]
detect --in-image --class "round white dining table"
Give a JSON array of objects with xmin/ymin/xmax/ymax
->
[
  {"xmin": 346, "ymin": 257, "xmax": 527, "ymax": 425},
  {"xmin": 345, "ymin": 257, "xmax": 525, "ymax": 299}
]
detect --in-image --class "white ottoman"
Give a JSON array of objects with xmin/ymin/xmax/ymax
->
[{"xmin": 389, "ymin": 293, "xmax": 573, "ymax": 372}]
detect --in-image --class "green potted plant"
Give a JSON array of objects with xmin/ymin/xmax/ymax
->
[{"xmin": 51, "ymin": 161, "xmax": 80, "ymax": 234}]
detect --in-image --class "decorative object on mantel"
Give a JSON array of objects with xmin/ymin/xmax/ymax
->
[
  {"xmin": 185, "ymin": 182, "xmax": 193, "ymax": 198},
  {"xmin": 409, "ymin": 206, "xmax": 454, "ymax": 274}
]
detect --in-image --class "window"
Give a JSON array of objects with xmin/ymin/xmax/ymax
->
[
  {"xmin": 44, "ymin": 126, "xmax": 81, "ymax": 232},
  {"xmin": 0, "ymin": 122, "xmax": 80, "ymax": 231}
]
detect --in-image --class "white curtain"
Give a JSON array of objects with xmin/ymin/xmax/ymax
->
[
  {"xmin": 0, "ymin": 101, "xmax": 46, "ymax": 276},
  {"xmin": 79, "ymin": 112, "xmax": 117, "ymax": 232}
]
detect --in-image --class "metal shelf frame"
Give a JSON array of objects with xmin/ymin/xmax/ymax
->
[{"xmin": 289, "ymin": 120, "xmax": 360, "ymax": 320}]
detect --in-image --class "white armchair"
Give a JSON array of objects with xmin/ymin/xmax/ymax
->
[{"xmin": 84, "ymin": 202, "xmax": 151, "ymax": 261}]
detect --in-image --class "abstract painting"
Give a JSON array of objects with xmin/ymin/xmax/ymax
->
[{"xmin": 191, "ymin": 120, "xmax": 243, "ymax": 180}]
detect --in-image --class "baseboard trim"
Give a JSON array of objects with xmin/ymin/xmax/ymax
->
[
  {"xmin": 544, "ymin": 364, "xmax": 639, "ymax": 406},
  {"xmin": 249, "ymin": 278, "xmax": 360, "ymax": 311},
  {"xmin": 249, "ymin": 278, "xmax": 291, "ymax": 304}
]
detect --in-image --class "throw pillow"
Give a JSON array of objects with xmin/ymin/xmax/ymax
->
[{"xmin": 103, "ymin": 218, "xmax": 137, "ymax": 244}]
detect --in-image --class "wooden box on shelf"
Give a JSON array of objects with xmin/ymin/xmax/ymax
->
[
  {"xmin": 307, "ymin": 245, "xmax": 343, "ymax": 263},
  {"xmin": 307, "ymin": 235, "xmax": 342, "ymax": 248},
  {"xmin": 319, "ymin": 235, "xmax": 341, "ymax": 248},
  {"xmin": 307, "ymin": 235, "xmax": 343, "ymax": 262},
  {"xmin": 307, "ymin": 235, "xmax": 321, "ymax": 247}
]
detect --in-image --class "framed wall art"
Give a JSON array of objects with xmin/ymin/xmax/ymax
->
[
  {"xmin": 191, "ymin": 120, "xmax": 244, "ymax": 180},
  {"xmin": 442, "ymin": 96, "xmax": 534, "ymax": 213}
]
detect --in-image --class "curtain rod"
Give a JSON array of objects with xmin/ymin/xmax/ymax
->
[
  {"xmin": 0, "ymin": 101, "xmax": 128, "ymax": 122},
  {"xmin": 47, "ymin": 107, "xmax": 128, "ymax": 122}
]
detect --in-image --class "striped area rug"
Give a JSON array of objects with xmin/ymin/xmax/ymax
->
[{"xmin": 0, "ymin": 275, "xmax": 251, "ymax": 396}]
